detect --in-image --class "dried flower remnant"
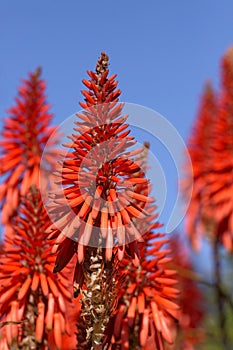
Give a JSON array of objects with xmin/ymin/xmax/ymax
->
[
  {"xmin": 0, "ymin": 188, "xmax": 72, "ymax": 349},
  {"xmin": 49, "ymin": 52, "xmax": 153, "ymax": 276},
  {"xmin": 0, "ymin": 68, "xmax": 58, "ymax": 226},
  {"xmin": 75, "ymin": 250, "xmax": 122, "ymax": 349}
]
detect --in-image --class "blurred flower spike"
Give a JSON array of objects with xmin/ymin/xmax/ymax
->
[
  {"xmin": 48, "ymin": 52, "xmax": 154, "ymax": 278},
  {"xmin": 184, "ymin": 47, "xmax": 233, "ymax": 252},
  {"xmin": 0, "ymin": 68, "xmax": 58, "ymax": 227}
]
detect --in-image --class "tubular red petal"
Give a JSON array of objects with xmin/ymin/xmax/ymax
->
[
  {"xmin": 17, "ymin": 276, "xmax": 32, "ymax": 300},
  {"xmin": 82, "ymin": 213, "xmax": 93, "ymax": 245},
  {"xmin": 127, "ymin": 297, "xmax": 137, "ymax": 327},
  {"xmin": 105, "ymin": 222, "xmax": 113, "ymax": 261},
  {"xmin": 113, "ymin": 304, "xmax": 125, "ymax": 338},
  {"xmin": 46, "ymin": 293, "xmax": 55, "ymax": 330},
  {"xmin": 138, "ymin": 292, "xmax": 145, "ymax": 314},
  {"xmin": 0, "ymin": 283, "xmax": 20, "ymax": 304},
  {"xmin": 151, "ymin": 301, "xmax": 162, "ymax": 332},
  {"xmin": 140, "ymin": 309, "xmax": 149, "ymax": 346},
  {"xmin": 101, "ymin": 207, "xmax": 108, "ymax": 238},
  {"xmin": 54, "ymin": 313, "xmax": 62, "ymax": 350},
  {"xmin": 35, "ymin": 302, "xmax": 45, "ymax": 343},
  {"xmin": 40, "ymin": 273, "xmax": 49, "ymax": 297},
  {"xmin": 77, "ymin": 243, "xmax": 84, "ymax": 264},
  {"xmin": 78, "ymin": 196, "xmax": 93, "ymax": 218},
  {"xmin": 47, "ymin": 276, "xmax": 59, "ymax": 298}
]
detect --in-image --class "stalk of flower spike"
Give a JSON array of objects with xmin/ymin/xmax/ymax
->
[
  {"xmin": 184, "ymin": 82, "xmax": 217, "ymax": 250},
  {"xmin": 0, "ymin": 68, "xmax": 58, "ymax": 228},
  {"xmin": 75, "ymin": 249, "xmax": 122, "ymax": 349},
  {"xmin": 0, "ymin": 187, "xmax": 73, "ymax": 349}
]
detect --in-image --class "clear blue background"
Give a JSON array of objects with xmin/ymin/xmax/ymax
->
[
  {"xmin": 0, "ymin": 1, "xmax": 233, "ymax": 269},
  {"xmin": 1, "ymin": 1, "xmax": 233, "ymax": 133}
]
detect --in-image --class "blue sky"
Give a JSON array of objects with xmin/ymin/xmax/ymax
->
[
  {"xmin": 1, "ymin": 1, "xmax": 233, "ymax": 239},
  {"xmin": 1, "ymin": 1, "xmax": 233, "ymax": 133}
]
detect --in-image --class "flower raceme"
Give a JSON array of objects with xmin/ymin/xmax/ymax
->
[
  {"xmin": 184, "ymin": 82, "xmax": 217, "ymax": 250},
  {"xmin": 0, "ymin": 68, "xmax": 58, "ymax": 226},
  {"xmin": 185, "ymin": 47, "xmax": 233, "ymax": 251},
  {"xmin": 48, "ymin": 52, "xmax": 153, "ymax": 278},
  {"xmin": 0, "ymin": 188, "xmax": 73, "ymax": 349}
]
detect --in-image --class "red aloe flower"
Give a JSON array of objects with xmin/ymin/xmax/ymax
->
[
  {"xmin": 108, "ymin": 203, "xmax": 180, "ymax": 349},
  {"xmin": 0, "ymin": 187, "xmax": 73, "ymax": 349},
  {"xmin": 0, "ymin": 68, "xmax": 57, "ymax": 226},
  {"xmin": 184, "ymin": 81, "xmax": 217, "ymax": 250},
  {"xmin": 49, "ymin": 52, "xmax": 152, "ymax": 278}
]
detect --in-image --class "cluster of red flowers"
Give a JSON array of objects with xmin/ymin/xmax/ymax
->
[
  {"xmin": 185, "ymin": 47, "xmax": 233, "ymax": 252},
  {"xmin": 0, "ymin": 53, "xmax": 205, "ymax": 350}
]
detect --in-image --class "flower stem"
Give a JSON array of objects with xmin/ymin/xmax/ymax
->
[{"xmin": 213, "ymin": 238, "xmax": 228, "ymax": 349}]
